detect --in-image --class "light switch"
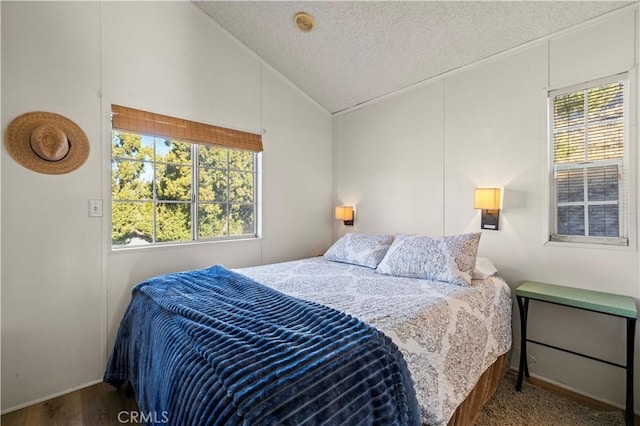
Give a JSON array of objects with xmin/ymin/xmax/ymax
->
[{"xmin": 89, "ymin": 199, "xmax": 103, "ymax": 217}]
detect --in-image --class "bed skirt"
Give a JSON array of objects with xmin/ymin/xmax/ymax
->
[{"xmin": 447, "ymin": 353, "xmax": 509, "ymax": 426}]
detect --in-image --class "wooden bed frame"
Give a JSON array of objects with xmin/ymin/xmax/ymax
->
[{"xmin": 448, "ymin": 353, "xmax": 509, "ymax": 425}]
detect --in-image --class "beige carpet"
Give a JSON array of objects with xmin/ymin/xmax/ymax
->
[{"xmin": 476, "ymin": 374, "xmax": 625, "ymax": 426}]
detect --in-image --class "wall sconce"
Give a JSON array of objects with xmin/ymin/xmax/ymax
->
[
  {"xmin": 474, "ymin": 188, "xmax": 501, "ymax": 230},
  {"xmin": 335, "ymin": 205, "xmax": 354, "ymax": 226}
]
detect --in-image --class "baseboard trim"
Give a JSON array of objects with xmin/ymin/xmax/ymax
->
[
  {"xmin": 0, "ymin": 379, "xmax": 104, "ymax": 415},
  {"xmin": 507, "ymin": 369, "xmax": 640, "ymax": 424}
]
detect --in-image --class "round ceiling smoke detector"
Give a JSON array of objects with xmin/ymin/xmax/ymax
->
[{"xmin": 294, "ymin": 12, "xmax": 315, "ymax": 32}]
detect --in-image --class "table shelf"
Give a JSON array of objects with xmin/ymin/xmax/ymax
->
[{"xmin": 515, "ymin": 281, "xmax": 637, "ymax": 426}]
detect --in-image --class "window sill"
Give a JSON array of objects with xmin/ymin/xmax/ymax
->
[
  {"xmin": 108, "ymin": 236, "xmax": 262, "ymax": 255},
  {"xmin": 544, "ymin": 240, "xmax": 634, "ymax": 252}
]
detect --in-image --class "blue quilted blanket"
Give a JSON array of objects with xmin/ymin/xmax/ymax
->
[{"xmin": 104, "ymin": 265, "xmax": 420, "ymax": 426}]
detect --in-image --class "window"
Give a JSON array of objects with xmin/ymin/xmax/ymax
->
[
  {"xmin": 549, "ymin": 74, "xmax": 629, "ymax": 246},
  {"xmin": 110, "ymin": 105, "xmax": 261, "ymax": 248}
]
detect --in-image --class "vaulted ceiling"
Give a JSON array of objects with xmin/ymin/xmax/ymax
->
[{"xmin": 194, "ymin": 1, "xmax": 632, "ymax": 114}]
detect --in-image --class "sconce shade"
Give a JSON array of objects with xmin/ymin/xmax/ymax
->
[
  {"xmin": 335, "ymin": 206, "xmax": 354, "ymax": 225},
  {"xmin": 335, "ymin": 206, "xmax": 354, "ymax": 220},
  {"xmin": 474, "ymin": 188, "xmax": 501, "ymax": 210},
  {"xmin": 474, "ymin": 188, "xmax": 501, "ymax": 230}
]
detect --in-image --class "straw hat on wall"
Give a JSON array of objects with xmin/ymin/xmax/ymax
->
[{"xmin": 5, "ymin": 111, "xmax": 90, "ymax": 175}]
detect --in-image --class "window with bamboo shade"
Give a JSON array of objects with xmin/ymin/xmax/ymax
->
[{"xmin": 110, "ymin": 105, "xmax": 260, "ymax": 248}]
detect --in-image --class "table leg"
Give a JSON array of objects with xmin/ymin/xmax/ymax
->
[
  {"xmin": 625, "ymin": 318, "xmax": 635, "ymax": 426},
  {"xmin": 523, "ymin": 299, "xmax": 529, "ymax": 378},
  {"xmin": 516, "ymin": 296, "xmax": 529, "ymax": 391}
]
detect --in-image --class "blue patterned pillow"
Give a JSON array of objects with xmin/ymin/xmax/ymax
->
[
  {"xmin": 324, "ymin": 233, "xmax": 395, "ymax": 269},
  {"xmin": 375, "ymin": 233, "xmax": 481, "ymax": 286}
]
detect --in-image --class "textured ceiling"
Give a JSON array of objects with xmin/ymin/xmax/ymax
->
[{"xmin": 194, "ymin": 1, "xmax": 632, "ymax": 114}]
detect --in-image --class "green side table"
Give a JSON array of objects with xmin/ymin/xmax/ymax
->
[{"xmin": 515, "ymin": 281, "xmax": 637, "ymax": 426}]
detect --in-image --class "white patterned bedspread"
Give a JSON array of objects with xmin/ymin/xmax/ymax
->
[{"xmin": 237, "ymin": 257, "xmax": 512, "ymax": 425}]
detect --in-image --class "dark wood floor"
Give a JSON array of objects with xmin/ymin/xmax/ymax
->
[
  {"xmin": 2, "ymin": 374, "xmax": 637, "ymax": 425},
  {"xmin": 1, "ymin": 383, "xmax": 137, "ymax": 426}
]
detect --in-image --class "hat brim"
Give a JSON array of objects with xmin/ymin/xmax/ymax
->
[{"xmin": 5, "ymin": 111, "xmax": 90, "ymax": 175}]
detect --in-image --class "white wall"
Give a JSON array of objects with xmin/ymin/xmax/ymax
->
[
  {"xmin": 333, "ymin": 7, "xmax": 640, "ymax": 412},
  {"xmin": 1, "ymin": 1, "xmax": 332, "ymax": 412},
  {"xmin": 333, "ymin": 82, "xmax": 445, "ymax": 237},
  {"xmin": 1, "ymin": 2, "xmax": 104, "ymax": 411},
  {"xmin": 1, "ymin": 1, "xmax": 4, "ymax": 407}
]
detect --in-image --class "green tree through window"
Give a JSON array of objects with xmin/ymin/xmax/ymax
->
[{"xmin": 111, "ymin": 131, "xmax": 257, "ymax": 247}]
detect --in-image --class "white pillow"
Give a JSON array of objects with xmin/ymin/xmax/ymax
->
[
  {"xmin": 473, "ymin": 257, "xmax": 498, "ymax": 280},
  {"xmin": 324, "ymin": 233, "xmax": 395, "ymax": 269},
  {"xmin": 375, "ymin": 233, "xmax": 481, "ymax": 286}
]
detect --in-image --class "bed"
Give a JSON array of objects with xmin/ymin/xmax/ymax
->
[
  {"xmin": 105, "ymin": 232, "xmax": 512, "ymax": 425},
  {"xmin": 238, "ymin": 257, "xmax": 512, "ymax": 425}
]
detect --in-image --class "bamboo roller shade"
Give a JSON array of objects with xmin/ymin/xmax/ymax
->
[{"xmin": 111, "ymin": 105, "xmax": 263, "ymax": 152}]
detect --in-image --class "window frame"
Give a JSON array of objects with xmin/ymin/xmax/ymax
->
[
  {"xmin": 547, "ymin": 73, "xmax": 630, "ymax": 247},
  {"xmin": 111, "ymin": 131, "xmax": 259, "ymax": 249}
]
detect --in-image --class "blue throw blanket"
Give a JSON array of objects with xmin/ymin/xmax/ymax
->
[{"xmin": 104, "ymin": 265, "xmax": 420, "ymax": 426}]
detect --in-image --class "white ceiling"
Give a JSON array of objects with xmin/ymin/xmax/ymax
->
[{"xmin": 194, "ymin": 1, "xmax": 632, "ymax": 114}]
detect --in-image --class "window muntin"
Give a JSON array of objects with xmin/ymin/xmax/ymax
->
[
  {"xmin": 549, "ymin": 76, "xmax": 628, "ymax": 245},
  {"xmin": 111, "ymin": 131, "xmax": 257, "ymax": 247}
]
